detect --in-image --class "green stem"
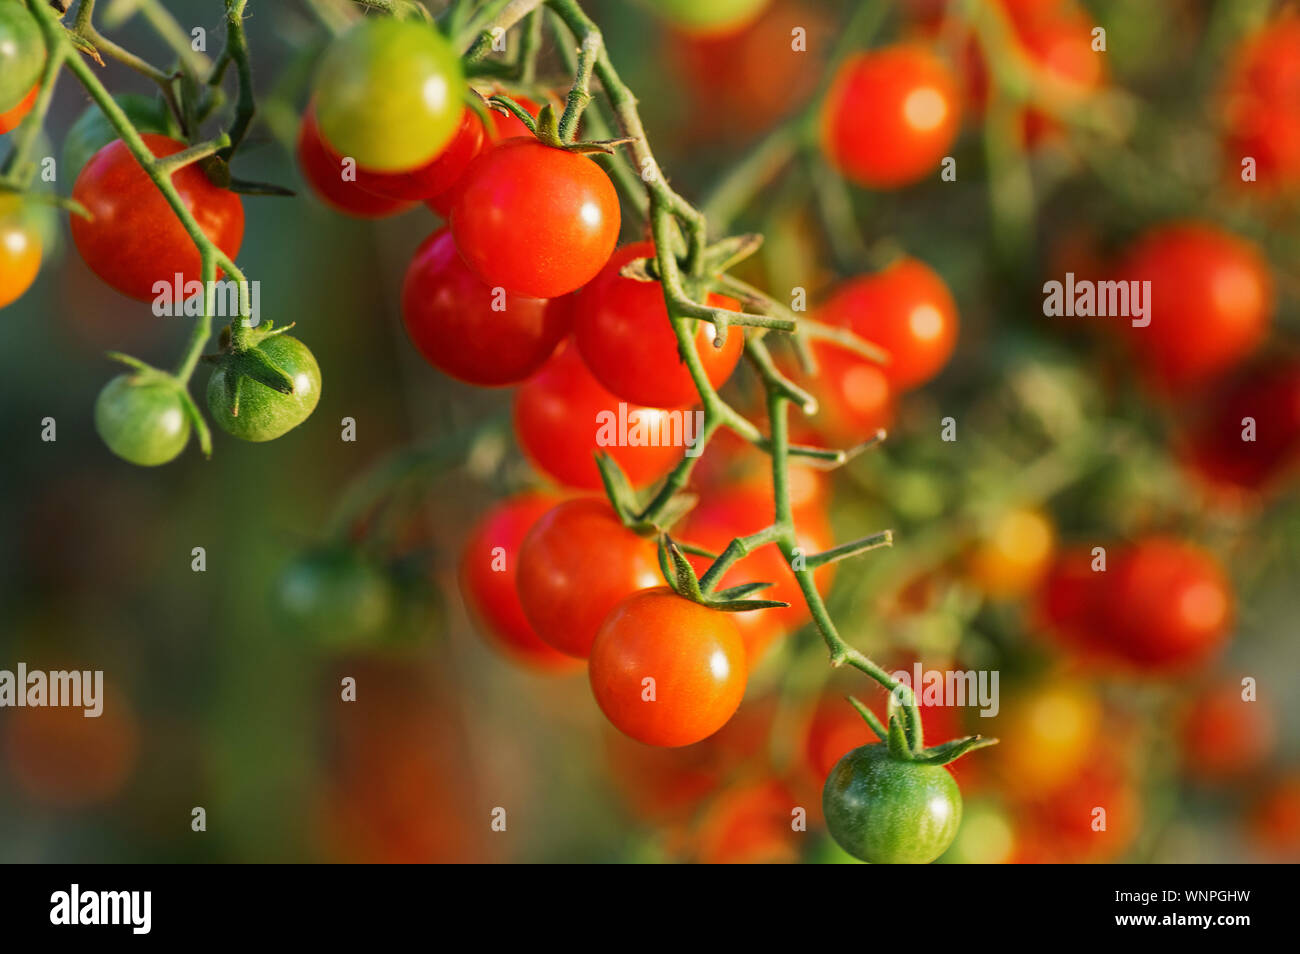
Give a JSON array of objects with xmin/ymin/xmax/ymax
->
[{"xmin": 218, "ymin": 0, "xmax": 256, "ymax": 160}]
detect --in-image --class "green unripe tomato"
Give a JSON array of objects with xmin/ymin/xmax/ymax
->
[
  {"xmin": 313, "ymin": 18, "xmax": 464, "ymax": 173},
  {"xmin": 62, "ymin": 94, "xmax": 180, "ymax": 179},
  {"xmin": 644, "ymin": 0, "xmax": 769, "ymax": 36},
  {"xmin": 94, "ymin": 374, "xmax": 191, "ymax": 467},
  {"xmin": 207, "ymin": 334, "xmax": 321, "ymax": 442},
  {"xmin": 822, "ymin": 744, "xmax": 963, "ymax": 865},
  {"xmin": 0, "ymin": 2, "xmax": 43, "ymax": 114},
  {"xmin": 272, "ymin": 548, "xmax": 395, "ymax": 647}
]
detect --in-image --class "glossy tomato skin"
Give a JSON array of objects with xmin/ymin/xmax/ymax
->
[
  {"xmin": 62, "ymin": 95, "xmax": 181, "ymax": 181},
  {"xmin": 313, "ymin": 17, "xmax": 464, "ymax": 173},
  {"xmin": 1220, "ymin": 19, "xmax": 1300, "ymax": 191},
  {"xmin": 799, "ymin": 342, "xmax": 896, "ymax": 446},
  {"xmin": 1183, "ymin": 357, "xmax": 1300, "ymax": 496},
  {"xmin": 426, "ymin": 98, "xmax": 541, "ymax": 218},
  {"xmin": 823, "ymin": 744, "xmax": 962, "ymax": 864},
  {"xmin": 451, "ymin": 138, "xmax": 620, "ymax": 298},
  {"xmin": 512, "ymin": 343, "xmax": 684, "ymax": 490},
  {"xmin": 458, "ymin": 493, "xmax": 580, "ymax": 671},
  {"xmin": 574, "ymin": 242, "xmax": 743, "ymax": 408},
  {"xmin": 402, "ymin": 228, "xmax": 571, "ymax": 386},
  {"xmin": 354, "ymin": 107, "xmax": 484, "ymax": 202},
  {"xmin": 297, "ymin": 106, "xmax": 414, "ymax": 218},
  {"xmin": 1119, "ymin": 222, "xmax": 1273, "ymax": 394},
  {"xmin": 94, "ymin": 374, "xmax": 191, "ymax": 466},
  {"xmin": 0, "ymin": 195, "xmax": 41, "ymax": 309},
  {"xmin": 821, "ymin": 45, "xmax": 961, "ymax": 189},
  {"xmin": 207, "ymin": 335, "xmax": 322, "ymax": 442},
  {"xmin": 589, "ymin": 587, "xmax": 747, "ymax": 747},
  {"xmin": 0, "ymin": 3, "xmax": 42, "ymax": 115},
  {"xmin": 818, "ymin": 257, "xmax": 959, "ymax": 391},
  {"xmin": 0, "ymin": 83, "xmax": 38, "ymax": 135},
  {"xmin": 516, "ymin": 498, "xmax": 661, "ymax": 658},
  {"xmin": 71, "ymin": 135, "xmax": 244, "ymax": 302}
]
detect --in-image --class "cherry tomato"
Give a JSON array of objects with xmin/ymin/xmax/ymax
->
[
  {"xmin": 94, "ymin": 374, "xmax": 191, "ymax": 466},
  {"xmin": 1015, "ymin": 5, "xmax": 1108, "ymax": 146},
  {"xmin": 354, "ymin": 107, "xmax": 484, "ymax": 202},
  {"xmin": 0, "ymin": 83, "xmax": 37, "ymax": 134},
  {"xmin": 574, "ymin": 242, "xmax": 743, "ymax": 408},
  {"xmin": 1104, "ymin": 538, "xmax": 1233, "ymax": 669},
  {"xmin": 817, "ymin": 257, "xmax": 959, "ymax": 391},
  {"xmin": 691, "ymin": 423, "xmax": 831, "ymax": 519},
  {"xmin": 682, "ymin": 485, "xmax": 835, "ymax": 664},
  {"xmin": 296, "ymin": 105, "xmax": 414, "ymax": 218},
  {"xmin": 207, "ymin": 334, "xmax": 321, "ymax": 442},
  {"xmin": 1220, "ymin": 19, "xmax": 1300, "ymax": 191},
  {"xmin": 796, "ymin": 342, "xmax": 896, "ymax": 447},
  {"xmin": 695, "ymin": 780, "xmax": 802, "ymax": 863},
  {"xmin": 964, "ymin": 507, "xmax": 1055, "ymax": 598},
  {"xmin": 648, "ymin": 0, "xmax": 770, "ymax": 37},
  {"xmin": 451, "ymin": 138, "xmax": 620, "ymax": 298},
  {"xmin": 62, "ymin": 94, "xmax": 181, "ymax": 180},
  {"xmin": 1118, "ymin": 222, "xmax": 1273, "ymax": 394},
  {"xmin": 0, "ymin": 3, "xmax": 42, "ymax": 116},
  {"xmin": 402, "ymin": 228, "xmax": 571, "ymax": 386},
  {"xmin": 940, "ymin": 798, "xmax": 1018, "ymax": 864},
  {"xmin": 271, "ymin": 547, "xmax": 396, "ymax": 648},
  {"xmin": 589, "ymin": 586, "xmax": 747, "ymax": 747},
  {"xmin": 458, "ymin": 492, "xmax": 581, "ymax": 671},
  {"xmin": 0, "ymin": 194, "xmax": 41, "ymax": 309},
  {"xmin": 1183, "ymin": 357, "xmax": 1300, "ymax": 497},
  {"xmin": 1012, "ymin": 754, "xmax": 1140, "ymax": 863},
  {"xmin": 70, "ymin": 134, "xmax": 244, "ymax": 302},
  {"xmin": 1178, "ymin": 681, "xmax": 1274, "ymax": 783},
  {"xmin": 821, "ymin": 45, "xmax": 961, "ymax": 189},
  {"xmin": 426, "ymin": 97, "xmax": 541, "ymax": 217},
  {"xmin": 313, "ymin": 17, "xmax": 464, "ymax": 173},
  {"xmin": 512, "ymin": 343, "xmax": 684, "ymax": 490},
  {"xmin": 515, "ymin": 498, "xmax": 661, "ymax": 658},
  {"xmin": 823, "ymin": 744, "xmax": 962, "ymax": 864},
  {"xmin": 1247, "ymin": 774, "xmax": 1300, "ymax": 861},
  {"xmin": 990, "ymin": 679, "xmax": 1101, "ymax": 791},
  {"xmin": 1033, "ymin": 545, "xmax": 1111, "ymax": 657}
]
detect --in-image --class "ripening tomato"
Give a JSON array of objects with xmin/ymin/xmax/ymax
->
[
  {"xmin": 1178, "ymin": 682, "xmax": 1274, "ymax": 783},
  {"xmin": 1104, "ymin": 538, "xmax": 1234, "ymax": 669},
  {"xmin": 0, "ymin": 194, "xmax": 41, "ymax": 309},
  {"xmin": 0, "ymin": 3, "xmax": 42, "ymax": 117},
  {"xmin": 1247, "ymin": 774, "xmax": 1300, "ymax": 861},
  {"xmin": 589, "ymin": 587, "xmax": 747, "ymax": 747},
  {"xmin": 426, "ymin": 97, "xmax": 541, "ymax": 217},
  {"xmin": 682, "ymin": 486, "xmax": 835, "ymax": 664},
  {"xmin": 940, "ymin": 798, "xmax": 1018, "ymax": 864},
  {"xmin": 817, "ymin": 257, "xmax": 959, "ymax": 391},
  {"xmin": 823, "ymin": 745, "xmax": 962, "ymax": 864},
  {"xmin": 297, "ymin": 105, "xmax": 414, "ymax": 218},
  {"xmin": 512, "ymin": 343, "xmax": 684, "ymax": 490},
  {"xmin": 458, "ymin": 493, "xmax": 581, "ymax": 671},
  {"xmin": 70, "ymin": 135, "xmax": 244, "ymax": 301},
  {"xmin": 451, "ymin": 138, "xmax": 620, "ymax": 298},
  {"xmin": 965, "ymin": 507, "xmax": 1056, "ymax": 598},
  {"xmin": 1118, "ymin": 223, "xmax": 1273, "ymax": 394},
  {"xmin": 648, "ymin": 0, "xmax": 771, "ymax": 37},
  {"xmin": 821, "ymin": 45, "xmax": 961, "ymax": 189},
  {"xmin": 402, "ymin": 228, "xmax": 571, "ymax": 386},
  {"xmin": 1182, "ymin": 357, "xmax": 1300, "ymax": 497},
  {"xmin": 691, "ymin": 424, "xmax": 831, "ymax": 519},
  {"xmin": 696, "ymin": 780, "xmax": 801, "ymax": 864},
  {"xmin": 313, "ymin": 17, "xmax": 465, "ymax": 173},
  {"xmin": 1220, "ymin": 19, "xmax": 1300, "ymax": 191},
  {"xmin": 354, "ymin": 108, "xmax": 483, "ymax": 202},
  {"xmin": 515, "ymin": 498, "xmax": 661, "ymax": 658},
  {"xmin": 574, "ymin": 242, "xmax": 743, "ymax": 408},
  {"xmin": 0, "ymin": 83, "xmax": 37, "ymax": 134},
  {"xmin": 991, "ymin": 680, "xmax": 1102, "ymax": 792}
]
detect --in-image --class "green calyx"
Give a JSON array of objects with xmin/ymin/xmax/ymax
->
[{"xmin": 847, "ymin": 692, "xmax": 998, "ymax": 767}]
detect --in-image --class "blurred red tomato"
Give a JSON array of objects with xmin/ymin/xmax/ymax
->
[
  {"xmin": 297, "ymin": 105, "xmax": 414, "ymax": 218},
  {"xmin": 695, "ymin": 779, "xmax": 804, "ymax": 863},
  {"xmin": 1118, "ymin": 222, "xmax": 1273, "ymax": 394},
  {"xmin": 1178, "ymin": 681, "xmax": 1274, "ymax": 783},
  {"xmin": 1247, "ymin": 774, "xmax": 1300, "ymax": 861},
  {"xmin": 0, "ymin": 83, "xmax": 37, "ymax": 134},
  {"xmin": 1219, "ymin": 17, "xmax": 1300, "ymax": 191},
  {"xmin": 1012, "ymin": 754, "xmax": 1140, "ymax": 863}
]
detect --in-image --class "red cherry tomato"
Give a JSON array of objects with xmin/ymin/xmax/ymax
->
[
  {"xmin": 1183, "ymin": 357, "xmax": 1300, "ymax": 497},
  {"xmin": 1248, "ymin": 774, "xmax": 1300, "ymax": 861},
  {"xmin": 1015, "ymin": 5, "xmax": 1107, "ymax": 146},
  {"xmin": 70, "ymin": 134, "xmax": 244, "ymax": 302},
  {"xmin": 352, "ymin": 107, "xmax": 484, "ymax": 202},
  {"xmin": 512, "ymin": 343, "xmax": 685, "ymax": 490},
  {"xmin": 1118, "ymin": 222, "xmax": 1273, "ymax": 394},
  {"xmin": 817, "ymin": 257, "xmax": 959, "ymax": 391},
  {"xmin": 682, "ymin": 486, "xmax": 834, "ymax": 664},
  {"xmin": 297, "ymin": 106, "xmax": 413, "ymax": 218},
  {"xmin": 458, "ymin": 492, "xmax": 582, "ymax": 671},
  {"xmin": 1220, "ymin": 18, "xmax": 1300, "ymax": 191},
  {"xmin": 695, "ymin": 779, "xmax": 801, "ymax": 864},
  {"xmin": 821, "ymin": 44, "xmax": 961, "ymax": 188},
  {"xmin": 1178, "ymin": 681, "xmax": 1274, "ymax": 783},
  {"xmin": 451, "ymin": 138, "xmax": 620, "ymax": 298},
  {"xmin": 574, "ymin": 242, "xmax": 744, "ymax": 408},
  {"xmin": 589, "ymin": 586, "xmax": 747, "ymax": 747},
  {"xmin": 1012, "ymin": 754, "xmax": 1140, "ymax": 863},
  {"xmin": 1033, "ymin": 546, "xmax": 1111, "ymax": 657},
  {"xmin": 789, "ymin": 342, "xmax": 896, "ymax": 447},
  {"xmin": 426, "ymin": 97, "xmax": 541, "ymax": 217},
  {"xmin": 0, "ymin": 83, "xmax": 37, "ymax": 135},
  {"xmin": 402, "ymin": 228, "xmax": 571, "ymax": 386},
  {"xmin": 515, "ymin": 498, "xmax": 661, "ymax": 658}
]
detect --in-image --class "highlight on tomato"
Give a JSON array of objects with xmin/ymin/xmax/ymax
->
[
  {"xmin": 0, "ymin": 193, "xmax": 42, "ymax": 309},
  {"xmin": 297, "ymin": 104, "xmax": 415, "ymax": 218}
]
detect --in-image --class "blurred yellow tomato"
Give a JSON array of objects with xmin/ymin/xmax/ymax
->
[
  {"xmin": 966, "ymin": 507, "xmax": 1055, "ymax": 597},
  {"xmin": 942, "ymin": 799, "xmax": 1017, "ymax": 864},
  {"xmin": 993, "ymin": 679, "xmax": 1101, "ymax": 790}
]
